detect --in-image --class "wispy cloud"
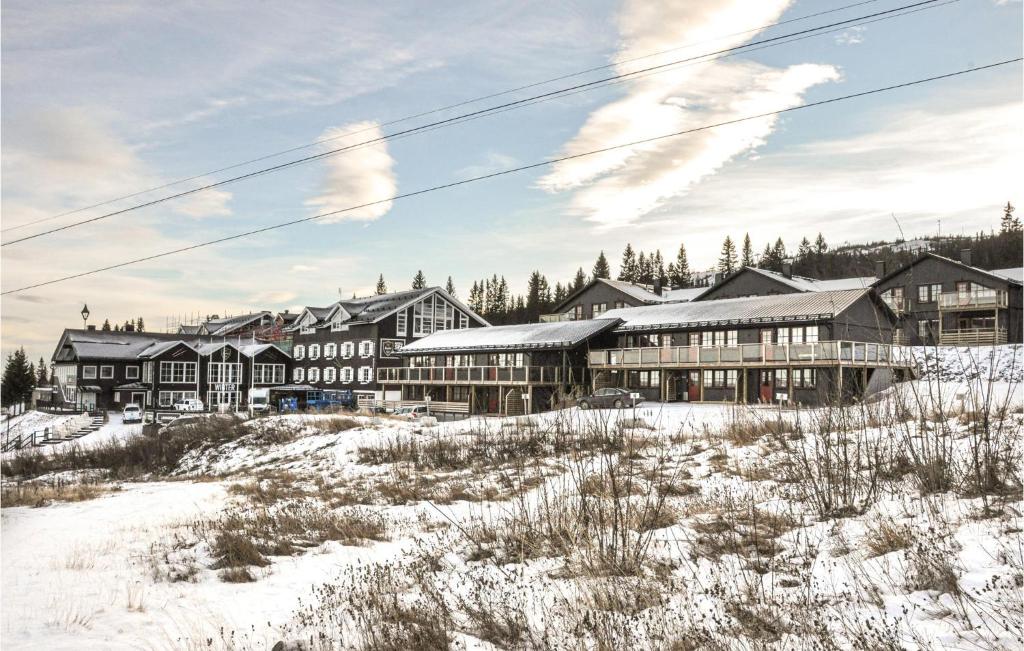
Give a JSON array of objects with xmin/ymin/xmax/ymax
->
[
  {"xmin": 538, "ymin": 0, "xmax": 839, "ymax": 229},
  {"xmin": 304, "ymin": 122, "xmax": 397, "ymax": 223},
  {"xmin": 834, "ymin": 26, "xmax": 866, "ymax": 45}
]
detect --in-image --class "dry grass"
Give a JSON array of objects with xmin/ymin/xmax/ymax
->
[
  {"xmin": 863, "ymin": 518, "xmax": 914, "ymax": 558},
  {"xmin": 1, "ymin": 482, "xmax": 111, "ymax": 508}
]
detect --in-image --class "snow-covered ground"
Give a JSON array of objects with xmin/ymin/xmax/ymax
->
[{"xmin": 1, "ymin": 347, "xmax": 1021, "ymax": 650}]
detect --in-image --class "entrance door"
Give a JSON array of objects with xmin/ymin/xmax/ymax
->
[
  {"xmin": 131, "ymin": 392, "xmax": 146, "ymax": 408},
  {"xmin": 759, "ymin": 371, "xmax": 773, "ymax": 402},
  {"xmin": 687, "ymin": 371, "xmax": 700, "ymax": 402}
]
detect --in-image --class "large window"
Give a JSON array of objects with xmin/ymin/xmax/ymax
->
[
  {"xmin": 358, "ymin": 366, "xmax": 372, "ymax": 384},
  {"xmin": 253, "ymin": 364, "xmax": 285, "ymax": 384},
  {"xmin": 413, "ymin": 294, "xmax": 460, "ymax": 336},
  {"xmin": 208, "ymin": 363, "xmax": 242, "ymax": 384},
  {"xmin": 792, "ymin": 369, "xmax": 816, "ymax": 388},
  {"xmin": 702, "ymin": 370, "xmax": 736, "ymax": 389},
  {"xmin": 82, "ymin": 366, "xmax": 97, "ymax": 380},
  {"xmin": 918, "ymin": 283, "xmax": 942, "ymax": 303},
  {"xmin": 125, "ymin": 366, "xmax": 140, "ymax": 380},
  {"xmin": 159, "ymin": 361, "xmax": 197, "ymax": 383},
  {"xmin": 592, "ymin": 303, "xmax": 608, "ymax": 318},
  {"xmin": 572, "ymin": 305, "xmax": 584, "ymax": 320},
  {"xmin": 159, "ymin": 390, "xmax": 197, "ymax": 407},
  {"xmin": 323, "ymin": 367, "xmax": 336, "ymax": 384}
]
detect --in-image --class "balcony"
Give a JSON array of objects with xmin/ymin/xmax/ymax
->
[
  {"xmin": 588, "ymin": 340, "xmax": 914, "ymax": 369},
  {"xmin": 377, "ymin": 365, "xmax": 569, "ymax": 385},
  {"xmin": 938, "ymin": 290, "xmax": 1008, "ymax": 311},
  {"xmin": 881, "ymin": 296, "xmax": 910, "ymax": 315},
  {"xmin": 938, "ymin": 328, "xmax": 1008, "ymax": 346}
]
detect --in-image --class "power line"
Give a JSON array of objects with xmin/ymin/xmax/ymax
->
[
  {"xmin": 2, "ymin": 0, "xmax": 949, "ymax": 247},
  {"xmin": 3, "ymin": 57, "xmax": 1018, "ymax": 296},
  {"xmin": 0, "ymin": 0, "xmax": 888, "ymax": 236}
]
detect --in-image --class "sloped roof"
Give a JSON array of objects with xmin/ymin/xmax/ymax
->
[
  {"xmin": 54, "ymin": 330, "xmax": 190, "ymax": 362},
  {"xmin": 691, "ymin": 266, "xmax": 876, "ymax": 300},
  {"xmin": 552, "ymin": 278, "xmax": 700, "ymax": 314},
  {"xmin": 201, "ymin": 312, "xmax": 271, "ymax": 336},
  {"xmin": 177, "ymin": 324, "xmax": 202, "ymax": 335},
  {"xmin": 872, "ymin": 253, "xmax": 1023, "ymax": 288},
  {"xmin": 990, "ymin": 267, "xmax": 1023, "ymax": 283},
  {"xmin": 139, "ymin": 340, "xmax": 198, "ymax": 358},
  {"xmin": 398, "ymin": 319, "xmax": 621, "ymax": 354},
  {"xmin": 290, "ymin": 287, "xmax": 488, "ymax": 331},
  {"xmin": 605, "ymin": 289, "xmax": 877, "ymax": 331}
]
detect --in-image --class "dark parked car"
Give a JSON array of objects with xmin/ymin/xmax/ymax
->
[{"xmin": 577, "ymin": 388, "xmax": 644, "ymax": 410}]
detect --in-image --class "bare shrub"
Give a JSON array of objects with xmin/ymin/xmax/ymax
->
[
  {"xmin": 863, "ymin": 518, "xmax": 914, "ymax": 557},
  {"xmin": 1, "ymin": 480, "xmax": 109, "ymax": 508}
]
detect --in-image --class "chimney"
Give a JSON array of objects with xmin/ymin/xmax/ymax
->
[
  {"xmin": 960, "ymin": 248, "xmax": 972, "ymax": 267},
  {"xmin": 781, "ymin": 261, "xmax": 793, "ymax": 279},
  {"xmin": 713, "ymin": 272, "xmax": 724, "ymax": 285},
  {"xmin": 653, "ymin": 278, "xmax": 663, "ymax": 296},
  {"xmin": 86, "ymin": 324, "xmax": 96, "ymax": 331},
  {"xmin": 875, "ymin": 260, "xmax": 886, "ymax": 279}
]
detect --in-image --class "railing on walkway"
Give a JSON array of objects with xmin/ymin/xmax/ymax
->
[
  {"xmin": 938, "ymin": 290, "xmax": 1007, "ymax": 310},
  {"xmin": 377, "ymin": 365, "xmax": 569, "ymax": 385},
  {"xmin": 588, "ymin": 340, "xmax": 914, "ymax": 369},
  {"xmin": 938, "ymin": 329, "xmax": 1008, "ymax": 346}
]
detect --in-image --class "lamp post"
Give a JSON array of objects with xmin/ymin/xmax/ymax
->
[{"xmin": 81, "ymin": 304, "xmax": 90, "ymax": 329}]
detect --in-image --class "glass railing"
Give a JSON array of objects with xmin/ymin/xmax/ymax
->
[
  {"xmin": 377, "ymin": 366, "xmax": 566, "ymax": 384},
  {"xmin": 938, "ymin": 290, "xmax": 1007, "ymax": 310},
  {"xmin": 587, "ymin": 340, "xmax": 913, "ymax": 368}
]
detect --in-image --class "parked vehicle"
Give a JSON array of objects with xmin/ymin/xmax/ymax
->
[
  {"xmin": 173, "ymin": 398, "xmax": 205, "ymax": 412},
  {"xmin": 392, "ymin": 405, "xmax": 429, "ymax": 420},
  {"xmin": 577, "ymin": 388, "xmax": 643, "ymax": 410},
  {"xmin": 249, "ymin": 388, "xmax": 271, "ymax": 415},
  {"xmin": 122, "ymin": 403, "xmax": 142, "ymax": 423}
]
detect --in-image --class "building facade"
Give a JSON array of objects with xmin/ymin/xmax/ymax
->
[{"xmin": 543, "ymin": 278, "xmax": 702, "ymax": 322}]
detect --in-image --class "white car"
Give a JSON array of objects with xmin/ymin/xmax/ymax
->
[
  {"xmin": 122, "ymin": 403, "xmax": 143, "ymax": 424},
  {"xmin": 392, "ymin": 405, "xmax": 429, "ymax": 420},
  {"xmin": 173, "ymin": 398, "xmax": 205, "ymax": 412}
]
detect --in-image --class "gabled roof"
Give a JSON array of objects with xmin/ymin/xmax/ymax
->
[
  {"xmin": 398, "ymin": 318, "xmax": 620, "ymax": 354},
  {"xmin": 604, "ymin": 289, "xmax": 884, "ymax": 332},
  {"xmin": 200, "ymin": 311, "xmax": 272, "ymax": 336},
  {"xmin": 53, "ymin": 330, "xmax": 191, "ymax": 362},
  {"xmin": 177, "ymin": 324, "xmax": 202, "ymax": 335},
  {"xmin": 138, "ymin": 340, "xmax": 199, "ymax": 359},
  {"xmin": 872, "ymin": 252, "xmax": 1023, "ymax": 288},
  {"xmin": 691, "ymin": 266, "xmax": 876, "ymax": 301},
  {"xmin": 552, "ymin": 278, "xmax": 699, "ymax": 314},
  {"xmin": 289, "ymin": 287, "xmax": 489, "ymax": 331}
]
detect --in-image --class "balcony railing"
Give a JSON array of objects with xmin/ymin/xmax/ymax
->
[
  {"xmin": 377, "ymin": 365, "xmax": 569, "ymax": 385},
  {"xmin": 938, "ymin": 290, "xmax": 1007, "ymax": 311},
  {"xmin": 539, "ymin": 313, "xmax": 576, "ymax": 323},
  {"xmin": 588, "ymin": 340, "xmax": 914, "ymax": 369},
  {"xmin": 938, "ymin": 328, "xmax": 1008, "ymax": 346}
]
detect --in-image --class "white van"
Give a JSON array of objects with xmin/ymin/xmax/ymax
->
[
  {"xmin": 122, "ymin": 403, "xmax": 143, "ymax": 424},
  {"xmin": 249, "ymin": 388, "xmax": 271, "ymax": 415},
  {"xmin": 173, "ymin": 398, "xmax": 205, "ymax": 412}
]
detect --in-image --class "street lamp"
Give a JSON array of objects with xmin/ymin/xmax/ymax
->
[{"xmin": 81, "ymin": 304, "xmax": 90, "ymax": 328}]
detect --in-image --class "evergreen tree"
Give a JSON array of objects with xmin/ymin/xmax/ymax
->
[
  {"xmin": 496, "ymin": 277, "xmax": 510, "ymax": 318},
  {"xmin": 571, "ymin": 268, "xmax": 587, "ymax": 292},
  {"xmin": 760, "ymin": 243, "xmax": 773, "ymax": 268},
  {"xmin": 468, "ymin": 281, "xmax": 484, "ymax": 313},
  {"xmin": 741, "ymin": 233, "xmax": 754, "ymax": 267},
  {"xmin": 636, "ymin": 252, "xmax": 648, "ymax": 284},
  {"xmin": 672, "ymin": 244, "xmax": 691, "ymax": 287},
  {"xmin": 553, "ymin": 282, "xmax": 567, "ymax": 304},
  {"xmin": 411, "ymin": 270, "xmax": 427, "ymax": 290},
  {"xmin": 526, "ymin": 271, "xmax": 547, "ymax": 321},
  {"xmin": 718, "ymin": 236, "xmax": 738, "ymax": 274},
  {"xmin": 1, "ymin": 347, "xmax": 35, "ymax": 407},
  {"xmin": 653, "ymin": 250, "xmax": 666, "ymax": 282},
  {"xmin": 797, "ymin": 237, "xmax": 813, "ymax": 260},
  {"xmin": 375, "ymin": 274, "xmax": 387, "ymax": 295},
  {"xmin": 814, "ymin": 233, "xmax": 828, "ymax": 255},
  {"xmin": 1001, "ymin": 201, "xmax": 1022, "ymax": 234},
  {"xmin": 445, "ymin": 276, "xmax": 457, "ymax": 297},
  {"xmin": 592, "ymin": 251, "xmax": 611, "ymax": 279},
  {"xmin": 101, "ymin": 318, "xmax": 111, "ymax": 332},
  {"xmin": 37, "ymin": 358, "xmax": 49, "ymax": 386},
  {"xmin": 136, "ymin": 317, "xmax": 145, "ymax": 332},
  {"xmin": 618, "ymin": 244, "xmax": 637, "ymax": 282},
  {"xmin": 123, "ymin": 320, "xmax": 133, "ymax": 332}
]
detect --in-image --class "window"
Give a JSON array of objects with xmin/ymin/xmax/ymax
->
[
  {"xmin": 792, "ymin": 369, "xmax": 816, "ymax": 388},
  {"xmin": 592, "ymin": 303, "xmax": 608, "ymax": 318},
  {"xmin": 293, "ymin": 345, "xmax": 305, "ymax": 360},
  {"xmin": 760, "ymin": 330, "xmax": 773, "ymax": 344},
  {"xmin": 341, "ymin": 367, "xmax": 354, "ymax": 383},
  {"xmin": 159, "ymin": 361, "xmax": 197, "ymax": 383},
  {"xmin": 452, "ymin": 386, "xmax": 470, "ymax": 402},
  {"xmin": 726, "ymin": 331, "xmax": 738, "ymax": 347},
  {"xmin": 805, "ymin": 326, "xmax": 819, "ymax": 343},
  {"xmin": 293, "ymin": 367, "xmax": 304, "ymax": 382},
  {"xmin": 701, "ymin": 370, "xmax": 735, "ymax": 389},
  {"xmin": 253, "ymin": 364, "xmax": 285, "ymax": 384},
  {"xmin": 125, "ymin": 366, "xmax": 140, "ymax": 380},
  {"xmin": 776, "ymin": 327, "xmax": 790, "ymax": 344},
  {"xmin": 208, "ymin": 363, "xmax": 242, "ymax": 384},
  {"xmin": 725, "ymin": 370, "xmax": 737, "ymax": 388},
  {"xmin": 341, "ymin": 342, "xmax": 355, "ymax": 359},
  {"xmin": 142, "ymin": 362, "xmax": 153, "ymax": 384},
  {"xmin": 324, "ymin": 343, "xmax": 337, "ymax": 359},
  {"xmin": 358, "ymin": 366, "xmax": 372, "ymax": 384},
  {"xmin": 688, "ymin": 332, "xmax": 700, "ymax": 347},
  {"xmin": 158, "ymin": 390, "xmax": 197, "ymax": 407},
  {"xmin": 82, "ymin": 366, "xmax": 97, "ymax": 379},
  {"xmin": 396, "ymin": 310, "xmax": 408, "ymax": 336},
  {"xmin": 309, "ymin": 344, "xmax": 320, "ymax": 360},
  {"xmin": 359, "ymin": 340, "xmax": 375, "ymax": 357},
  {"xmin": 307, "ymin": 367, "xmax": 320, "ymax": 383},
  {"xmin": 637, "ymin": 370, "xmax": 660, "ymax": 387},
  {"xmin": 775, "ymin": 369, "xmax": 789, "ymax": 387},
  {"xmin": 572, "ymin": 305, "xmax": 584, "ymax": 320},
  {"xmin": 459, "ymin": 313, "xmax": 469, "ymax": 329},
  {"xmin": 918, "ymin": 283, "xmax": 942, "ymax": 303},
  {"xmin": 791, "ymin": 328, "xmax": 804, "ymax": 345},
  {"xmin": 330, "ymin": 320, "xmax": 347, "ymax": 332},
  {"xmin": 100, "ymin": 365, "xmax": 114, "ymax": 379},
  {"xmin": 614, "ymin": 301, "xmax": 626, "ymax": 309},
  {"xmin": 323, "ymin": 367, "xmax": 336, "ymax": 383}
]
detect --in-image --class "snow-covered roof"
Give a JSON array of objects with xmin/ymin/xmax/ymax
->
[
  {"xmin": 990, "ymin": 267, "xmax": 1023, "ymax": 283},
  {"xmin": 238, "ymin": 343, "xmax": 288, "ymax": 358},
  {"xmin": 691, "ymin": 267, "xmax": 876, "ymax": 300},
  {"xmin": 873, "ymin": 253, "xmax": 1024, "ymax": 288},
  {"xmin": 398, "ymin": 319, "xmax": 621, "ymax": 354},
  {"xmin": 139, "ymin": 340, "xmax": 198, "ymax": 358},
  {"xmin": 54, "ymin": 330, "xmax": 192, "ymax": 362},
  {"xmin": 289, "ymin": 287, "xmax": 488, "ymax": 331},
  {"xmin": 605, "ymin": 289, "xmax": 877, "ymax": 331},
  {"xmin": 198, "ymin": 312, "xmax": 272, "ymax": 336}
]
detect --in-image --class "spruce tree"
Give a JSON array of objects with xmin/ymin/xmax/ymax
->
[
  {"xmin": 553, "ymin": 282, "xmax": 567, "ymax": 304},
  {"xmin": 37, "ymin": 358, "xmax": 49, "ymax": 386},
  {"xmin": 592, "ymin": 251, "xmax": 611, "ymax": 279},
  {"xmin": 101, "ymin": 318, "xmax": 111, "ymax": 331},
  {"xmin": 468, "ymin": 281, "xmax": 484, "ymax": 313},
  {"xmin": 618, "ymin": 244, "xmax": 637, "ymax": 282},
  {"xmin": 814, "ymin": 233, "xmax": 828, "ymax": 255},
  {"xmin": 1001, "ymin": 202, "xmax": 1022, "ymax": 234},
  {"xmin": 636, "ymin": 252, "xmax": 648, "ymax": 284},
  {"xmin": 672, "ymin": 244, "xmax": 691, "ymax": 287},
  {"xmin": 572, "ymin": 268, "xmax": 587, "ymax": 292},
  {"xmin": 718, "ymin": 236, "xmax": 738, "ymax": 274},
  {"xmin": 136, "ymin": 317, "xmax": 145, "ymax": 332},
  {"xmin": 375, "ymin": 274, "xmax": 387, "ymax": 295},
  {"xmin": 741, "ymin": 233, "xmax": 754, "ymax": 267},
  {"xmin": 653, "ymin": 250, "xmax": 665, "ymax": 282},
  {"xmin": 412, "ymin": 270, "xmax": 427, "ymax": 289},
  {"xmin": 1, "ymin": 348, "xmax": 35, "ymax": 407},
  {"xmin": 445, "ymin": 276, "xmax": 456, "ymax": 297},
  {"xmin": 760, "ymin": 243, "xmax": 773, "ymax": 268},
  {"xmin": 797, "ymin": 237, "xmax": 813, "ymax": 260}
]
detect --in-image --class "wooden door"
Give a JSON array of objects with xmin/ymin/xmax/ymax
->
[
  {"xmin": 759, "ymin": 371, "xmax": 773, "ymax": 402},
  {"xmin": 687, "ymin": 371, "xmax": 700, "ymax": 402}
]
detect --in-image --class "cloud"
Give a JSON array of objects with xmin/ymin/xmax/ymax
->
[
  {"xmin": 834, "ymin": 26, "xmax": 866, "ymax": 45},
  {"xmin": 537, "ymin": 0, "xmax": 839, "ymax": 228},
  {"xmin": 304, "ymin": 122, "xmax": 397, "ymax": 223},
  {"xmin": 456, "ymin": 152, "xmax": 519, "ymax": 179}
]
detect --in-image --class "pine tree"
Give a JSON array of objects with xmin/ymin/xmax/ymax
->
[
  {"xmin": 672, "ymin": 244, "xmax": 691, "ymax": 287},
  {"xmin": 653, "ymin": 250, "xmax": 665, "ymax": 283},
  {"xmin": 797, "ymin": 237, "xmax": 813, "ymax": 260},
  {"xmin": 445, "ymin": 276, "xmax": 456, "ymax": 297},
  {"xmin": 553, "ymin": 282, "xmax": 567, "ymax": 304},
  {"xmin": 636, "ymin": 252, "xmax": 649, "ymax": 284},
  {"xmin": 526, "ymin": 271, "xmax": 546, "ymax": 321},
  {"xmin": 37, "ymin": 358, "xmax": 49, "ymax": 386},
  {"xmin": 592, "ymin": 251, "xmax": 611, "ymax": 280},
  {"xmin": 814, "ymin": 233, "xmax": 828, "ymax": 255},
  {"xmin": 767, "ymin": 238, "xmax": 787, "ymax": 271},
  {"xmin": 718, "ymin": 236, "xmax": 738, "ymax": 274},
  {"xmin": 572, "ymin": 268, "xmax": 587, "ymax": 292},
  {"xmin": 101, "ymin": 318, "xmax": 111, "ymax": 331},
  {"xmin": 136, "ymin": 317, "xmax": 145, "ymax": 332},
  {"xmin": 1001, "ymin": 202, "xmax": 1022, "ymax": 234},
  {"xmin": 411, "ymin": 270, "xmax": 427, "ymax": 290},
  {"xmin": 741, "ymin": 233, "xmax": 754, "ymax": 267},
  {"xmin": 375, "ymin": 274, "xmax": 387, "ymax": 295},
  {"xmin": 1, "ymin": 347, "xmax": 35, "ymax": 407},
  {"xmin": 123, "ymin": 320, "xmax": 133, "ymax": 332},
  {"xmin": 468, "ymin": 281, "xmax": 484, "ymax": 313},
  {"xmin": 618, "ymin": 244, "xmax": 637, "ymax": 282},
  {"xmin": 760, "ymin": 243, "xmax": 773, "ymax": 268}
]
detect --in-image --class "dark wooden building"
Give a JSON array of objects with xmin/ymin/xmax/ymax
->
[
  {"xmin": 286, "ymin": 287, "xmax": 488, "ymax": 406},
  {"xmin": 873, "ymin": 252, "xmax": 1023, "ymax": 345},
  {"xmin": 543, "ymin": 278, "xmax": 702, "ymax": 322},
  {"xmin": 692, "ymin": 266, "xmax": 876, "ymax": 301}
]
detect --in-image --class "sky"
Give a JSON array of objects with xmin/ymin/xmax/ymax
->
[{"xmin": 1, "ymin": 0, "xmax": 1021, "ymax": 366}]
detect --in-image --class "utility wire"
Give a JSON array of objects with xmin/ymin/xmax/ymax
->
[
  {"xmin": 3, "ymin": 57, "xmax": 1018, "ymax": 296},
  {"xmin": 0, "ymin": 0, "xmax": 887, "ymax": 235},
  {"xmin": 2, "ymin": 0, "xmax": 947, "ymax": 246}
]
